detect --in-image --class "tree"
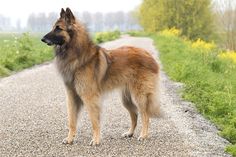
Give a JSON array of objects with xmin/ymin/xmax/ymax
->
[
  {"xmin": 37, "ymin": 13, "xmax": 47, "ymax": 32},
  {"xmin": 93, "ymin": 12, "xmax": 103, "ymax": 32},
  {"xmin": 125, "ymin": 11, "xmax": 139, "ymax": 30},
  {"xmin": 27, "ymin": 13, "xmax": 36, "ymax": 31},
  {"xmin": 115, "ymin": 11, "xmax": 125, "ymax": 31},
  {"xmin": 16, "ymin": 19, "xmax": 21, "ymax": 31},
  {"xmin": 0, "ymin": 15, "xmax": 11, "ymax": 31},
  {"xmin": 48, "ymin": 12, "xmax": 58, "ymax": 27},
  {"xmin": 139, "ymin": 0, "xmax": 165, "ymax": 32},
  {"xmin": 81, "ymin": 11, "xmax": 92, "ymax": 28},
  {"xmin": 214, "ymin": 0, "xmax": 236, "ymax": 50},
  {"xmin": 139, "ymin": 0, "xmax": 215, "ymax": 41}
]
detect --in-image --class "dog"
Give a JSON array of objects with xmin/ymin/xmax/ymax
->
[{"xmin": 41, "ymin": 8, "xmax": 160, "ymax": 146}]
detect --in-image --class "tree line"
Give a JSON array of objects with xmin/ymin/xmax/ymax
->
[
  {"xmin": 27, "ymin": 11, "xmax": 140, "ymax": 32},
  {"xmin": 0, "ymin": 11, "xmax": 140, "ymax": 33},
  {"xmin": 0, "ymin": 15, "xmax": 11, "ymax": 31},
  {"xmin": 138, "ymin": 0, "xmax": 236, "ymax": 51}
]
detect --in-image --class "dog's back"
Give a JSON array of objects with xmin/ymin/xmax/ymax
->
[{"xmin": 101, "ymin": 46, "xmax": 160, "ymax": 117}]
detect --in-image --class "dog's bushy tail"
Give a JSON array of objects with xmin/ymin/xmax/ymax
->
[
  {"xmin": 147, "ymin": 93, "xmax": 161, "ymax": 118},
  {"xmin": 147, "ymin": 77, "xmax": 161, "ymax": 118}
]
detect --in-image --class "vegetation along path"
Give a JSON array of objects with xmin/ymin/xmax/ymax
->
[{"xmin": 0, "ymin": 36, "xmax": 231, "ymax": 157}]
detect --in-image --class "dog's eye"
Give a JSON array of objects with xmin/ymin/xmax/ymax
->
[{"xmin": 55, "ymin": 26, "xmax": 63, "ymax": 32}]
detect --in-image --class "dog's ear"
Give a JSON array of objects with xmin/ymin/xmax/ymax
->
[
  {"xmin": 60, "ymin": 8, "xmax": 66, "ymax": 19},
  {"xmin": 65, "ymin": 8, "xmax": 75, "ymax": 24}
]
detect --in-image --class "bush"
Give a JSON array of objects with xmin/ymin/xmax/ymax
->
[{"xmin": 94, "ymin": 30, "xmax": 121, "ymax": 44}]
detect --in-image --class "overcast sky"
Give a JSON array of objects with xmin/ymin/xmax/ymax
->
[{"xmin": 0, "ymin": 0, "xmax": 142, "ymax": 26}]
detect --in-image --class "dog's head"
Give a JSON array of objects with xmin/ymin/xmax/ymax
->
[{"xmin": 41, "ymin": 8, "xmax": 75, "ymax": 46}]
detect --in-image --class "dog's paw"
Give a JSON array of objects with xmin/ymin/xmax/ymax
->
[
  {"xmin": 89, "ymin": 139, "xmax": 100, "ymax": 146},
  {"xmin": 62, "ymin": 138, "xmax": 73, "ymax": 145},
  {"xmin": 137, "ymin": 136, "xmax": 147, "ymax": 141},
  {"xmin": 122, "ymin": 132, "xmax": 133, "ymax": 138}
]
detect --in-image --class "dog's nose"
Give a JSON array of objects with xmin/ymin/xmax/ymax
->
[{"xmin": 41, "ymin": 37, "xmax": 46, "ymax": 43}]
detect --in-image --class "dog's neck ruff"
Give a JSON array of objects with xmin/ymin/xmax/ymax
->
[{"xmin": 55, "ymin": 45, "xmax": 68, "ymax": 58}]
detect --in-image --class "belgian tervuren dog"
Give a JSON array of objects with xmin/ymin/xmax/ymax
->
[{"xmin": 41, "ymin": 8, "xmax": 160, "ymax": 146}]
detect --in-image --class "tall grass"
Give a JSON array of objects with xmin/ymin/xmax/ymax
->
[
  {"xmin": 0, "ymin": 33, "xmax": 52, "ymax": 77},
  {"xmin": 150, "ymin": 29, "xmax": 236, "ymax": 156}
]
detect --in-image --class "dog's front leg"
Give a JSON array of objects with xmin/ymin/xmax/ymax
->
[
  {"xmin": 81, "ymin": 94, "xmax": 101, "ymax": 146},
  {"xmin": 63, "ymin": 86, "xmax": 82, "ymax": 144}
]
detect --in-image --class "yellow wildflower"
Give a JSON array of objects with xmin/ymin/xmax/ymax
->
[
  {"xmin": 191, "ymin": 38, "xmax": 215, "ymax": 52},
  {"xmin": 160, "ymin": 27, "xmax": 181, "ymax": 37},
  {"xmin": 218, "ymin": 51, "xmax": 236, "ymax": 63}
]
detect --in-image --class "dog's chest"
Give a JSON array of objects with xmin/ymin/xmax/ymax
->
[
  {"xmin": 55, "ymin": 57, "xmax": 93, "ymax": 95},
  {"xmin": 55, "ymin": 57, "xmax": 78, "ymax": 85}
]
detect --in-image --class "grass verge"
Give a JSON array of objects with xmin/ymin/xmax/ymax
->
[
  {"xmin": 148, "ymin": 31, "xmax": 236, "ymax": 156},
  {"xmin": 0, "ymin": 33, "xmax": 53, "ymax": 77}
]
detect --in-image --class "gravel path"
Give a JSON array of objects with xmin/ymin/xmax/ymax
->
[{"xmin": 0, "ymin": 36, "xmax": 231, "ymax": 157}]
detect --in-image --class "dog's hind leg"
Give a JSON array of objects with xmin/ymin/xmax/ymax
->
[
  {"xmin": 134, "ymin": 93, "xmax": 150, "ymax": 141},
  {"xmin": 121, "ymin": 87, "xmax": 138, "ymax": 138},
  {"xmin": 63, "ymin": 86, "xmax": 83, "ymax": 144}
]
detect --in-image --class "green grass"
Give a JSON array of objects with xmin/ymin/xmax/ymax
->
[
  {"xmin": 0, "ymin": 33, "xmax": 53, "ymax": 77},
  {"xmin": 149, "ymin": 33, "xmax": 236, "ymax": 156},
  {"xmin": 94, "ymin": 30, "xmax": 121, "ymax": 44},
  {"xmin": 126, "ymin": 30, "xmax": 150, "ymax": 37}
]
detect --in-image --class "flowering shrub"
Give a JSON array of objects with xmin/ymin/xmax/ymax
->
[
  {"xmin": 218, "ymin": 51, "xmax": 236, "ymax": 64},
  {"xmin": 191, "ymin": 38, "xmax": 215, "ymax": 52},
  {"xmin": 160, "ymin": 27, "xmax": 181, "ymax": 37}
]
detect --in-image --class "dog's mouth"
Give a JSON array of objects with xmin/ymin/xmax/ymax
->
[
  {"xmin": 46, "ymin": 42, "xmax": 54, "ymax": 46},
  {"xmin": 41, "ymin": 37, "xmax": 55, "ymax": 46}
]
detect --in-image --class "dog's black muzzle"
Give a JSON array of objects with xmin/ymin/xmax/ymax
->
[{"xmin": 41, "ymin": 36, "xmax": 54, "ymax": 46}]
